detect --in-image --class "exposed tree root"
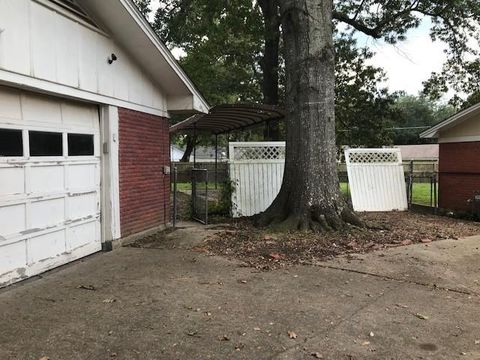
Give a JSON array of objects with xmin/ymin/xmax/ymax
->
[{"xmin": 254, "ymin": 202, "xmax": 365, "ymax": 233}]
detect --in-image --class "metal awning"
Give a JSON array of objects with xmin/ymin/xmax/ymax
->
[{"xmin": 170, "ymin": 104, "xmax": 285, "ymax": 135}]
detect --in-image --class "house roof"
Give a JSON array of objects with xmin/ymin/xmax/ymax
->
[
  {"xmin": 170, "ymin": 104, "xmax": 285, "ymax": 135},
  {"xmin": 79, "ymin": 0, "xmax": 209, "ymax": 114},
  {"xmin": 420, "ymin": 102, "xmax": 480, "ymax": 139},
  {"xmin": 396, "ymin": 144, "xmax": 439, "ymax": 161}
]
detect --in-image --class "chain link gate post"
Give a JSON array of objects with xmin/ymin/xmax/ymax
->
[
  {"xmin": 191, "ymin": 168, "xmax": 208, "ymax": 224},
  {"xmin": 172, "ymin": 166, "xmax": 178, "ymax": 228}
]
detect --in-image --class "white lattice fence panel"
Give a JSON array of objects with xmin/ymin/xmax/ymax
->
[
  {"xmin": 229, "ymin": 142, "xmax": 285, "ymax": 217},
  {"xmin": 345, "ymin": 148, "xmax": 408, "ymax": 212}
]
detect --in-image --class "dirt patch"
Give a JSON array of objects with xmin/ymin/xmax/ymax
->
[
  {"xmin": 172, "ymin": 191, "xmax": 191, "ymax": 221},
  {"xmin": 127, "ymin": 227, "xmax": 179, "ymax": 249},
  {"xmin": 203, "ymin": 212, "xmax": 480, "ymax": 270}
]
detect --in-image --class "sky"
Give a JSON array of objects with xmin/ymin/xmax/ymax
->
[
  {"xmin": 359, "ymin": 21, "xmax": 447, "ymax": 95},
  {"xmin": 149, "ymin": 1, "xmax": 447, "ymax": 96}
]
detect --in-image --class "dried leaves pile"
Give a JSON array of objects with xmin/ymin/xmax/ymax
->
[{"xmin": 204, "ymin": 212, "xmax": 480, "ymax": 270}]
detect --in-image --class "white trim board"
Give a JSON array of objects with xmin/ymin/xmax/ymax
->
[
  {"xmin": 100, "ymin": 105, "xmax": 121, "ymax": 243},
  {"xmin": 438, "ymin": 135, "xmax": 480, "ymax": 143},
  {"xmin": 0, "ymin": 69, "xmax": 169, "ymax": 118}
]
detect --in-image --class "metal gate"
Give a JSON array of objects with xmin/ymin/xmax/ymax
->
[
  {"xmin": 192, "ymin": 168, "xmax": 209, "ymax": 224},
  {"xmin": 345, "ymin": 148, "xmax": 408, "ymax": 212}
]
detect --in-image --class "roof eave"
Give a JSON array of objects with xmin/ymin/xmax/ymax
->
[
  {"xmin": 119, "ymin": 0, "xmax": 210, "ymax": 114},
  {"xmin": 420, "ymin": 102, "xmax": 480, "ymax": 139}
]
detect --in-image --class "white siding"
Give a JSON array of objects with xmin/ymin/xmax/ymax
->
[{"xmin": 0, "ymin": 0, "xmax": 167, "ymax": 112}]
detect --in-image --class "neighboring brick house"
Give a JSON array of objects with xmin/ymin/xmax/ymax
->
[
  {"xmin": 0, "ymin": 0, "xmax": 209, "ymax": 287},
  {"xmin": 421, "ymin": 103, "xmax": 480, "ymax": 212}
]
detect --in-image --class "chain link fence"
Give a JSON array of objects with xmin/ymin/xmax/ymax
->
[{"xmin": 191, "ymin": 168, "xmax": 209, "ymax": 224}]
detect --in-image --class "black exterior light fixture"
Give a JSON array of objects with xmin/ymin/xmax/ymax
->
[{"xmin": 108, "ymin": 53, "xmax": 118, "ymax": 64}]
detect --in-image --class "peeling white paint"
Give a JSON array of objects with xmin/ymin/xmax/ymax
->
[{"xmin": 0, "ymin": 87, "xmax": 102, "ymax": 287}]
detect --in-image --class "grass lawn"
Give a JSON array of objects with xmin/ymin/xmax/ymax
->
[
  {"xmin": 174, "ymin": 181, "xmax": 436, "ymax": 206},
  {"xmin": 410, "ymin": 183, "xmax": 437, "ymax": 206},
  {"xmin": 339, "ymin": 182, "xmax": 436, "ymax": 206},
  {"xmin": 174, "ymin": 182, "xmax": 223, "ymax": 192}
]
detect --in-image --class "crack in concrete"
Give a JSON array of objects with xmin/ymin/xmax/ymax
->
[
  {"xmin": 309, "ymin": 262, "xmax": 478, "ymax": 297},
  {"xmin": 271, "ymin": 282, "xmax": 396, "ymax": 359}
]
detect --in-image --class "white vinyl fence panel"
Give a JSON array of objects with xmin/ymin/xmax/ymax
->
[
  {"xmin": 229, "ymin": 142, "xmax": 285, "ymax": 217},
  {"xmin": 345, "ymin": 148, "xmax": 408, "ymax": 212}
]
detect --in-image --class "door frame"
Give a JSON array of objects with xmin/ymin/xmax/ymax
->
[{"xmin": 100, "ymin": 105, "xmax": 121, "ymax": 249}]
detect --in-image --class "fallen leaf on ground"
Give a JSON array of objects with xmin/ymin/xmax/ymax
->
[
  {"xmin": 415, "ymin": 313, "xmax": 429, "ymax": 320},
  {"xmin": 264, "ymin": 235, "xmax": 276, "ymax": 241},
  {"xmin": 269, "ymin": 253, "xmax": 284, "ymax": 260},
  {"xmin": 369, "ymin": 332, "xmax": 375, "ymax": 337},
  {"xmin": 103, "ymin": 299, "xmax": 116, "ymax": 303},
  {"xmin": 220, "ymin": 335, "xmax": 230, "ymax": 341},
  {"xmin": 311, "ymin": 352, "xmax": 323, "ymax": 358},
  {"xmin": 253, "ymin": 327, "xmax": 261, "ymax": 331},
  {"xmin": 361, "ymin": 341, "xmax": 370, "ymax": 346},
  {"xmin": 475, "ymin": 340, "xmax": 480, "ymax": 345},
  {"xmin": 187, "ymin": 331, "xmax": 199, "ymax": 337},
  {"xmin": 191, "ymin": 246, "xmax": 209, "ymax": 253},
  {"xmin": 288, "ymin": 331, "xmax": 297, "ymax": 339},
  {"xmin": 235, "ymin": 343, "xmax": 245, "ymax": 350},
  {"xmin": 347, "ymin": 241, "xmax": 358, "ymax": 249},
  {"xmin": 77, "ymin": 285, "xmax": 95, "ymax": 291},
  {"xmin": 39, "ymin": 357, "xmax": 50, "ymax": 360},
  {"xmin": 201, "ymin": 212, "xmax": 480, "ymax": 271}
]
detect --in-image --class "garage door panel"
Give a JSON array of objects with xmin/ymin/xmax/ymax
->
[
  {"xmin": 28, "ymin": 230, "xmax": 66, "ymax": 264},
  {"xmin": 67, "ymin": 164, "xmax": 99, "ymax": 189},
  {"xmin": 21, "ymin": 93, "xmax": 62, "ymax": 125},
  {"xmin": 0, "ymin": 168, "xmax": 25, "ymax": 196},
  {"xmin": 62, "ymin": 102, "xmax": 99, "ymax": 130},
  {"xmin": 67, "ymin": 221, "xmax": 99, "ymax": 251},
  {"xmin": 0, "ymin": 88, "xmax": 22, "ymax": 121},
  {"xmin": 0, "ymin": 241, "xmax": 27, "ymax": 276},
  {"xmin": 68, "ymin": 193, "xmax": 98, "ymax": 220},
  {"xmin": 0, "ymin": 87, "xmax": 102, "ymax": 287},
  {"xmin": 30, "ymin": 197, "xmax": 65, "ymax": 229},
  {"xmin": 29, "ymin": 166, "xmax": 65, "ymax": 194},
  {"xmin": 0, "ymin": 204, "xmax": 26, "ymax": 236}
]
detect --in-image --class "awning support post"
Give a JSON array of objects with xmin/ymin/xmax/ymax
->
[
  {"xmin": 193, "ymin": 123, "xmax": 197, "ymax": 168},
  {"xmin": 215, "ymin": 134, "xmax": 218, "ymax": 190},
  {"xmin": 226, "ymin": 131, "xmax": 231, "ymax": 159}
]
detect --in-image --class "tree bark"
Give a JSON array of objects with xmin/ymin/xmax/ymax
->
[
  {"xmin": 258, "ymin": 0, "xmax": 281, "ymax": 141},
  {"xmin": 180, "ymin": 135, "xmax": 194, "ymax": 162},
  {"xmin": 257, "ymin": 0, "xmax": 362, "ymax": 231}
]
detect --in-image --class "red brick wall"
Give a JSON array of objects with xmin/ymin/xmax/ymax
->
[
  {"xmin": 439, "ymin": 142, "xmax": 480, "ymax": 211},
  {"xmin": 119, "ymin": 108, "xmax": 170, "ymax": 237}
]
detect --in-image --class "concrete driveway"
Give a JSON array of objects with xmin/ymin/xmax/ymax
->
[{"xmin": 1, "ymin": 223, "xmax": 480, "ymax": 360}]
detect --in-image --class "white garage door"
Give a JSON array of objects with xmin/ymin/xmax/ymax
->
[{"xmin": 0, "ymin": 87, "xmax": 102, "ymax": 286}]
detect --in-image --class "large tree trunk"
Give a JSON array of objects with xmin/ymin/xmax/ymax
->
[
  {"xmin": 180, "ymin": 135, "xmax": 194, "ymax": 162},
  {"xmin": 258, "ymin": 0, "xmax": 281, "ymax": 141},
  {"xmin": 257, "ymin": 0, "xmax": 361, "ymax": 231}
]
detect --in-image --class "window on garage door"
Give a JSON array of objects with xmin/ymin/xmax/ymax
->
[
  {"xmin": 29, "ymin": 131, "xmax": 63, "ymax": 156},
  {"xmin": 68, "ymin": 133, "xmax": 94, "ymax": 156},
  {"xmin": 0, "ymin": 129, "xmax": 23, "ymax": 157}
]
